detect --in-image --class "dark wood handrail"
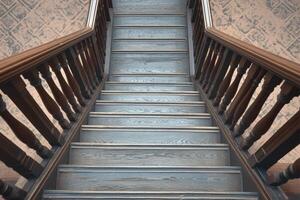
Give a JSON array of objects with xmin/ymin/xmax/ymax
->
[
  {"xmin": 189, "ymin": 0, "xmax": 300, "ymax": 199},
  {"xmin": 0, "ymin": 29, "xmax": 92, "ymax": 83},
  {"xmin": 206, "ymin": 28, "xmax": 300, "ymax": 86},
  {"xmin": 0, "ymin": 0, "xmax": 112, "ymax": 199}
]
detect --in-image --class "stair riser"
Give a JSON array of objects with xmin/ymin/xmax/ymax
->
[
  {"xmin": 69, "ymin": 147, "xmax": 230, "ymax": 166},
  {"xmin": 99, "ymin": 94, "xmax": 201, "ymax": 102},
  {"xmin": 109, "ymin": 75, "xmax": 190, "ymax": 83},
  {"xmin": 112, "ymin": 40, "xmax": 188, "ymax": 52},
  {"xmin": 88, "ymin": 116, "xmax": 212, "ymax": 127},
  {"xmin": 113, "ymin": 28, "xmax": 186, "ymax": 40},
  {"xmin": 94, "ymin": 104, "xmax": 206, "ymax": 113},
  {"xmin": 110, "ymin": 53, "xmax": 188, "ymax": 74},
  {"xmin": 105, "ymin": 84, "xmax": 194, "ymax": 91},
  {"xmin": 80, "ymin": 130, "xmax": 220, "ymax": 144},
  {"xmin": 57, "ymin": 169, "xmax": 242, "ymax": 192},
  {"xmin": 114, "ymin": 16, "xmax": 186, "ymax": 27},
  {"xmin": 113, "ymin": 0, "xmax": 187, "ymax": 14}
]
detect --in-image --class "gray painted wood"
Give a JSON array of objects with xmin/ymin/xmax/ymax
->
[
  {"xmin": 43, "ymin": 191, "xmax": 259, "ymax": 200},
  {"xmin": 80, "ymin": 129, "xmax": 220, "ymax": 144},
  {"xmin": 113, "ymin": 27, "xmax": 187, "ymax": 40},
  {"xmin": 87, "ymin": 115, "xmax": 212, "ymax": 127},
  {"xmin": 94, "ymin": 102, "xmax": 206, "ymax": 113},
  {"xmin": 69, "ymin": 144, "xmax": 230, "ymax": 166},
  {"xmin": 110, "ymin": 53, "xmax": 189, "ymax": 74},
  {"xmin": 112, "ymin": 0, "xmax": 187, "ymax": 14},
  {"xmin": 109, "ymin": 74, "xmax": 190, "ymax": 83},
  {"xmin": 99, "ymin": 92, "xmax": 201, "ymax": 102},
  {"xmin": 104, "ymin": 83, "xmax": 195, "ymax": 91},
  {"xmin": 112, "ymin": 40, "xmax": 188, "ymax": 52},
  {"xmin": 114, "ymin": 15, "xmax": 186, "ymax": 27},
  {"xmin": 57, "ymin": 166, "xmax": 242, "ymax": 192}
]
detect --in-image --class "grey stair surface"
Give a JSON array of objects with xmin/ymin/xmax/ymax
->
[
  {"xmin": 44, "ymin": 191, "xmax": 259, "ymax": 200},
  {"xmin": 43, "ymin": 0, "xmax": 258, "ymax": 199}
]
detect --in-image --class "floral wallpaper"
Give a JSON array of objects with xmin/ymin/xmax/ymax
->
[
  {"xmin": 0, "ymin": 0, "xmax": 90, "ymax": 60},
  {"xmin": 210, "ymin": 0, "xmax": 300, "ymax": 63}
]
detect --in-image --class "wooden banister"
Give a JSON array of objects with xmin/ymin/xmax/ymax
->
[
  {"xmin": 0, "ymin": 0, "xmax": 112, "ymax": 199},
  {"xmin": 189, "ymin": 0, "xmax": 300, "ymax": 199}
]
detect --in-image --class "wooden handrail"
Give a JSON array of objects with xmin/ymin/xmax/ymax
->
[
  {"xmin": 206, "ymin": 29, "xmax": 300, "ymax": 86},
  {"xmin": 189, "ymin": 0, "xmax": 300, "ymax": 199},
  {"xmin": 0, "ymin": 0, "xmax": 112, "ymax": 199}
]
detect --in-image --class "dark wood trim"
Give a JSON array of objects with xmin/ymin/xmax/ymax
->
[
  {"xmin": 24, "ymin": 75, "xmax": 107, "ymax": 200},
  {"xmin": 193, "ymin": 79, "xmax": 287, "ymax": 200}
]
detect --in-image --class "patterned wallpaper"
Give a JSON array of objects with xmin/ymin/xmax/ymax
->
[
  {"xmin": 210, "ymin": 0, "xmax": 300, "ymax": 164},
  {"xmin": 210, "ymin": 0, "xmax": 300, "ymax": 63},
  {"xmin": 0, "ymin": 0, "xmax": 90, "ymax": 60}
]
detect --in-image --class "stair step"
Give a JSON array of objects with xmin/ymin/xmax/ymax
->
[
  {"xmin": 105, "ymin": 82, "xmax": 194, "ymax": 91},
  {"xmin": 80, "ymin": 128, "xmax": 220, "ymax": 144},
  {"xmin": 114, "ymin": 15, "xmax": 186, "ymax": 27},
  {"xmin": 94, "ymin": 101, "xmax": 206, "ymax": 113},
  {"xmin": 112, "ymin": 40, "xmax": 188, "ymax": 52},
  {"xmin": 56, "ymin": 166, "xmax": 243, "ymax": 192},
  {"xmin": 113, "ymin": 27, "xmax": 186, "ymax": 40},
  {"xmin": 43, "ymin": 190, "xmax": 259, "ymax": 200},
  {"xmin": 110, "ymin": 53, "xmax": 188, "ymax": 74},
  {"xmin": 99, "ymin": 91, "xmax": 201, "ymax": 102},
  {"xmin": 109, "ymin": 74, "xmax": 190, "ymax": 83},
  {"xmin": 69, "ymin": 144, "xmax": 230, "ymax": 166},
  {"xmin": 87, "ymin": 114, "xmax": 212, "ymax": 127},
  {"xmin": 113, "ymin": 0, "xmax": 187, "ymax": 15}
]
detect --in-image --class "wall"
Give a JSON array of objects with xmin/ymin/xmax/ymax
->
[
  {"xmin": 210, "ymin": 0, "xmax": 300, "ymax": 63},
  {"xmin": 0, "ymin": 0, "xmax": 90, "ymax": 60}
]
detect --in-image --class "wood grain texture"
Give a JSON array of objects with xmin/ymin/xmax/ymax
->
[
  {"xmin": 94, "ymin": 102, "xmax": 206, "ymax": 113},
  {"xmin": 69, "ymin": 144, "xmax": 230, "ymax": 166},
  {"xmin": 112, "ymin": 0, "xmax": 187, "ymax": 14},
  {"xmin": 80, "ymin": 129, "xmax": 220, "ymax": 144},
  {"xmin": 113, "ymin": 27, "xmax": 187, "ymax": 40},
  {"xmin": 112, "ymin": 40, "xmax": 188, "ymax": 52},
  {"xmin": 87, "ymin": 115, "xmax": 212, "ymax": 127},
  {"xmin": 57, "ymin": 166, "xmax": 242, "ymax": 192},
  {"xmin": 109, "ymin": 74, "xmax": 190, "ymax": 83},
  {"xmin": 110, "ymin": 53, "xmax": 189, "ymax": 74},
  {"xmin": 104, "ymin": 83, "xmax": 194, "ymax": 91},
  {"xmin": 114, "ymin": 15, "xmax": 186, "ymax": 27}
]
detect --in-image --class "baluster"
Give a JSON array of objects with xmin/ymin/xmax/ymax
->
[
  {"xmin": 203, "ymin": 44, "xmax": 222, "ymax": 89},
  {"xmin": 195, "ymin": 36, "xmax": 210, "ymax": 78},
  {"xmin": 58, "ymin": 53, "xmax": 87, "ymax": 106},
  {"xmin": 270, "ymin": 158, "xmax": 300, "ymax": 186},
  {"xmin": 199, "ymin": 40, "xmax": 215, "ymax": 83},
  {"xmin": 230, "ymin": 69, "xmax": 266, "ymax": 129},
  {"xmin": 0, "ymin": 95, "xmax": 52, "ymax": 159},
  {"xmin": 205, "ymin": 46, "xmax": 226, "ymax": 93},
  {"xmin": 224, "ymin": 65, "xmax": 261, "ymax": 125},
  {"xmin": 0, "ymin": 131, "xmax": 43, "ymax": 179},
  {"xmin": 73, "ymin": 46, "xmax": 95, "ymax": 92},
  {"xmin": 218, "ymin": 58, "xmax": 251, "ymax": 114},
  {"xmin": 1, "ymin": 77, "xmax": 63, "ymax": 146},
  {"xmin": 233, "ymin": 73, "xmax": 282, "ymax": 137},
  {"xmin": 24, "ymin": 69, "xmax": 71, "ymax": 129},
  {"xmin": 191, "ymin": 0, "xmax": 198, "ymax": 22},
  {"xmin": 249, "ymin": 109, "xmax": 300, "ymax": 169},
  {"xmin": 89, "ymin": 36, "xmax": 104, "ymax": 77},
  {"xmin": 213, "ymin": 54, "xmax": 241, "ymax": 106},
  {"xmin": 82, "ymin": 40, "xmax": 100, "ymax": 85},
  {"xmin": 208, "ymin": 49, "xmax": 233, "ymax": 99},
  {"xmin": 0, "ymin": 179, "xmax": 27, "ymax": 200},
  {"xmin": 65, "ymin": 49, "xmax": 92, "ymax": 99},
  {"xmin": 103, "ymin": 0, "xmax": 110, "ymax": 21},
  {"xmin": 200, "ymin": 42, "xmax": 218, "ymax": 84},
  {"xmin": 39, "ymin": 64, "xmax": 77, "ymax": 122},
  {"xmin": 77, "ymin": 43, "xmax": 97, "ymax": 89},
  {"xmin": 240, "ymin": 82, "xmax": 299, "ymax": 150},
  {"xmin": 49, "ymin": 58, "xmax": 82, "ymax": 113}
]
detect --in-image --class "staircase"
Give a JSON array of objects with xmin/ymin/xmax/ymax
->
[{"xmin": 43, "ymin": 0, "xmax": 258, "ymax": 199}]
